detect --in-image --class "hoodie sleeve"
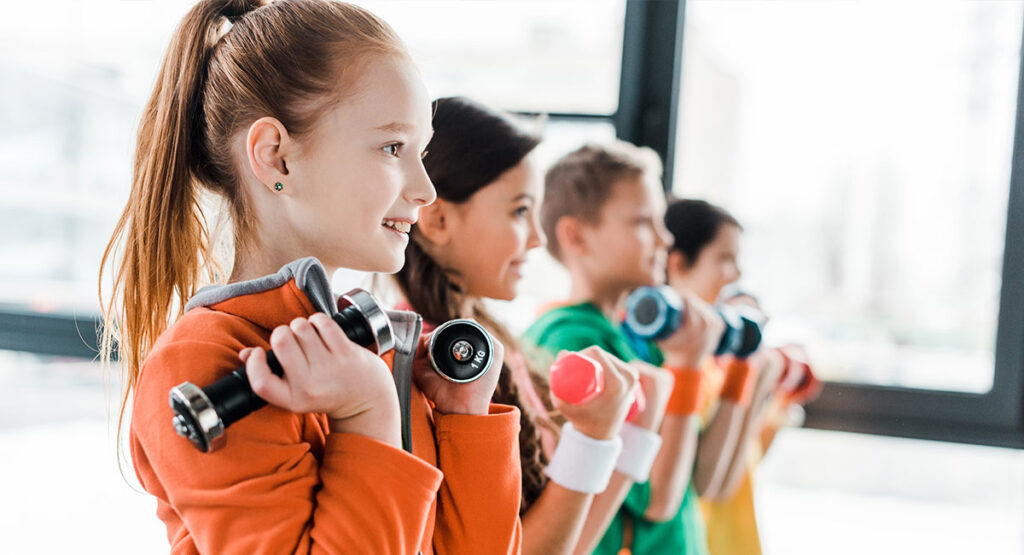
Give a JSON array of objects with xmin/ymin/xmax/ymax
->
[
  {"xmin": 430, "ymin": 403, "xmax": 524, "ymax": 555},
  {"xmin": 131, "ymin": 339, "xmax": 443, "ymax": 554}
]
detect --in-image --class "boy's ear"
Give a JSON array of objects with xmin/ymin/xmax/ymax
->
[
  {"xmin": 416, "ymin": 200, "xmax": 454, "ymax": 246},
  {"xmin": 555, "ymin": 215, "xmax": 590, "ymax": 258}
]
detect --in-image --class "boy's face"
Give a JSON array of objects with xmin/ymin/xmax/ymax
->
[{"xmin": 578, "ymin": 176, "xmax": 673, "ymax": 293}]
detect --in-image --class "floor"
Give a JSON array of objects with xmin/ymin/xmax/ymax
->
[{"xmin": 3, "ymin": 350, "xmax": 1022, "ymax": 554}]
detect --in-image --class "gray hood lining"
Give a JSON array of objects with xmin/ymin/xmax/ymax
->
[{"xmin": 184, "ymin": 257, "xmax": 337, "ymax": 316}]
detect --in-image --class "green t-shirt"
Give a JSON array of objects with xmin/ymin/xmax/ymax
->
[{"xmin": 522, "ymin": 302, "xmax": 709, "ymax": 555}]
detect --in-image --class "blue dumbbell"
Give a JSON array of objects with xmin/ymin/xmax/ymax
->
[{"xmin": 623, "ymin": 285, "xmax": 762, "ymax": 358}]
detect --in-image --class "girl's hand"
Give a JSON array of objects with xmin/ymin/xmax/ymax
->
[
  {"xmin": 628, "ymin": 360, "xmax": 675, "ymax": 431},
  {"xmin": 657, "ymin": 291, "xmax": 724, "ymax": 368},
  {"xmin": 241, "ymin": 313, "xmax": 401, "ymax": 443},
  {"xmin": 553, "ymin": 346, "xmax": 639, "ymax": 440},
  {"xmin": 412, "ymin": 332, "xmax": 505, "ymax": 415}
]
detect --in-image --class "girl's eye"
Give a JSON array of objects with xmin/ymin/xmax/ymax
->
[
  {"xmin": 383, "ymin": 143, "xmax": 403, "ymax": 157},
  {"xmin": 513, "ymin": 206, "xmax": 530, "ymax": 218}
]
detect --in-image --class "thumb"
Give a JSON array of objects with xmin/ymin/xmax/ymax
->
[{"xmin": 247, "ymin": 348, "xmax": 291, "ymax": 407}]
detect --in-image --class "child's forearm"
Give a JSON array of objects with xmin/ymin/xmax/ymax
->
[
  {"xmin": 760, "ymin": 409, "xmax": 783, "ymax": 452},
  {"xmin": 642, "ymin": 413, "xmax": 701, "ymax": 521},
  {"xmin": 573, "ymin": 472, "xmax": 633, "ymax": 555},
  {"xmin": 711, "ymin": 400, "xmax": 766, "ymax": 501},
  {"xmin": 521, "ymin": 483, "xmax": 595, "ymax": 555},
  {"xmin": 327, "ymin": 396, "xmax": 402, "ymax": 447},
  {"xmin": 694, "ymin": 357, "xmax": 760, "ymax": 498},
  {"xmin": 711, "ymin": 370, "xmax": 781, "ymax": 501},
  {"xmin": 692, "ymin": 401, "xmax": 747, "ymax": 498}
]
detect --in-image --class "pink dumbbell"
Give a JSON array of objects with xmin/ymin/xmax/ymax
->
[
  {"xmin": 549, "ymin": 352, "xmax": 643, "ymax": 422},
  {"xmin": 550, "ymin": 352, "xmax": 605, "ymax": 404}
]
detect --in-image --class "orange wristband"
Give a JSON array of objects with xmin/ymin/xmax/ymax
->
[
  {"xmin": 664, "ymin": 366, "xmax": 704, "ymax": 415},
  {"xmin": 720, "ymin": 358, "xmax": 754, "ymax": 406}
]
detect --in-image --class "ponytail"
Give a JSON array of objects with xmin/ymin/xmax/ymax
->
[
  {"xmin": 100, "ymin": 0, "xmax": 407, "ymax": 454},
  {"xmin": 100, "ymin": 0, "xmax": 251, "ymax": 446}
]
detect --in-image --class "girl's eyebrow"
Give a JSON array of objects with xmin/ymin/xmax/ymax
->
[
  {"xmin": 373, "ymin": 121, "xmax": 412, "ymax": 133},
  {"xmin": 373, "ymin": 122, "xmax": 435, "ymax": 142},
  {"xmin": 511, "ymin": 193, "xmax": 535, "ymax": 203}
]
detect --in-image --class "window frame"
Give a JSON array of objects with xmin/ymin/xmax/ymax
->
[
  {"xmin": 4, "ymin": 0, "xmax": 1022, "ymax": 448},
  {"xmin": 662, "ymin": 0, "xmax": 1024, "ymax": 448}
]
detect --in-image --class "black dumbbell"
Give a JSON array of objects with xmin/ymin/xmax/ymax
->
[
  {"xmin": 169, "ymin": 289, "xmax": 394, "ymax": 453},
  {"xmin": 623, "ymin": 285, "xmax": 763, "ymax": 358},
  {"xmin": 427, "ymin": 319, "xmax": 494, "ymax": 383}
]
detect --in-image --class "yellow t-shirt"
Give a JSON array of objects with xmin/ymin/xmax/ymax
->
[{"xmin": 700, "ymin": 455, "xmax": 763, "ymax": 555}]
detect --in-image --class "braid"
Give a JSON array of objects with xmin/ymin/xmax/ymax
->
[
  {"xmin": 490, "ymin": 354, "xmax": 549, "ymax": 513},
  {"xmin": 393, "ymin": 95, "xmax": 553, "ymax": 513}
]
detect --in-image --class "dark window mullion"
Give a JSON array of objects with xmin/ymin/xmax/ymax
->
[{"xmin": 989, "ymin": 13, "xmax": 1024, "ymax": 430}]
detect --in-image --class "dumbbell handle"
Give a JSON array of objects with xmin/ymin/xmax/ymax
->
[
  {"xmin": 549, "ymin": 352, "xmax": 644, "ymax": 422},
  {"xmin": 207, "ymin": 351, "xmax": 285, "ymax": 429},
  {"xmin": 170, "ymin": 290, "xmax": 391, "ymax": 453}
]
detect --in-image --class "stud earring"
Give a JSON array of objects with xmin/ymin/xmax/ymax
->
[{"xmin": 274, "ymin": 182, "xmax": 284, "ymax": 192}]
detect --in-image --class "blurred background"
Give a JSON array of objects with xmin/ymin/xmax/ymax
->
[{"xmin": 2, "ymin": 0, "xmax": 1023, "ymax": 552}]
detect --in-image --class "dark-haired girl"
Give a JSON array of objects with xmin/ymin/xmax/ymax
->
[{"xmin": 393, "ymin": 97, "xmax": 673, "ymax": 554}]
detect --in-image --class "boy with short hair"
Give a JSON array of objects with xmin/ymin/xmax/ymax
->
[{"xmin": 524, "ymin": 141, "xmax": 733, "ymax": 555}]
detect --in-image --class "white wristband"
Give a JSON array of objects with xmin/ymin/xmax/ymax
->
[
  {"xmin": 545, "ymin": 422, "xmax": 623, "ymax": 494},
  {"xmin": 615, "ymin": 422, "xmax": 663, "ymax": 483}
]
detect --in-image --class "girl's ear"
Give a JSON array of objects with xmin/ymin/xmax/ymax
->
[
  {"xmin": 666, "ymin": 249, "xmax": 690, "ymax": 280},
  {"xmin": 245, "ymin": 116, "xmax": 292, "ymax": 194},
  {"xmin": 416, "ymin": 200, "xmax": 455, "ymax": 246}
]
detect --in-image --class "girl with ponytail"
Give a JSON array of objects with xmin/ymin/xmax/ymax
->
[
  {"xmin": 101, "ymin": 2, "xmax": 522, "ymax": 553},
  {"xmin": 393, "ymin": 97, "xmax": 673, "ymax": 554}
]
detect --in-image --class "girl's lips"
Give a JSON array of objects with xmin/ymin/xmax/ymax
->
[{"xmin": 382, "ymin": 224, "xmax": 410, "ymax": 241}]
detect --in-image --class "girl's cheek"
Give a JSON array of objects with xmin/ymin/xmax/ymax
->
[{"xmin": 516, "ymin": 222, "xmax": 531, "ymax": 251}]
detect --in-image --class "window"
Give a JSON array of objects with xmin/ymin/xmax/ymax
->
[
  {"xmin": 0, "ymin": 0, "xmax": 626, "ymax": 323},
  {"xmin": 676, "ymin": 0, "xmax": 1023, "ymax": 395},
  {"xmin": 675, "ymin": 0, "xmax": 1024, "ymax": 446},
  {"xmin": 354, "ymin": 0, "xmax": 626, "ymax": 115}
]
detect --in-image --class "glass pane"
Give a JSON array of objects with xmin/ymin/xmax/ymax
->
[
  {"xmin": 499, "ymin": 118, "xmax": 618, "ymax": 335},
  {"xmin": 354, "ymin": 0, "xmax": 625, "ymax": 114},
  {"xmin": 674, "ymin": 0, "xmax": 1023, "ymax": 393},
  {"xmin": 0, "ymin": 1, "xmax": 624, "ymax": 320}
]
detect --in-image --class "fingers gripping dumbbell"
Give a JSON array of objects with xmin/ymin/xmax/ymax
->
[{"xmin": 168, "ymin": 289, "xmax": 393, "ymax": 453}]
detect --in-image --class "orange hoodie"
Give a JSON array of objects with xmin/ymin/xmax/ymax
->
[{"xmin": 130, "ymin": 262, "xmax": 523, "ymax": 554}]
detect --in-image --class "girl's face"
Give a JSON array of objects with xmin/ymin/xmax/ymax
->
[
  {"xmin": 283, "ymin": 55, "xmax": 436, "ymax": 273},
  {"xmin": 442, "ymin": 152, "xmax": 546, "ymax": 301},
  {"xmin": 675, "ymin": 223, "xmax": 742, "ymax": 303},
  {"xmin": 579, "ymin": 176, "xmax": 673, "ymax": 292}
]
